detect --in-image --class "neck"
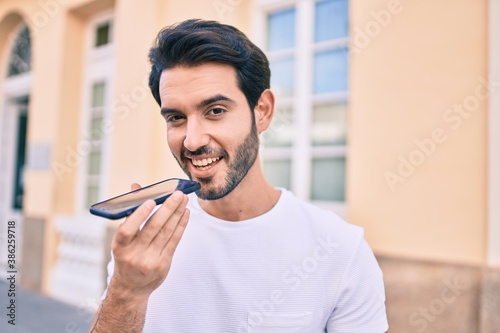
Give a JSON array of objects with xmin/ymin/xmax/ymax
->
[{"xmin": 197, "ymin": 157, "xmax": 281, "ymax": 221}]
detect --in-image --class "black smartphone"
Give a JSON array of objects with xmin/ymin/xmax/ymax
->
[{"xmin": 89, "ymin": 178, "xmax": 201, "ymax": 220}]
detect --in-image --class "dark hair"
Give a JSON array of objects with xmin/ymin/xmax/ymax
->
[{"xmin": 148, "ymin": 19, "xmax": 270, "ymax": 112}]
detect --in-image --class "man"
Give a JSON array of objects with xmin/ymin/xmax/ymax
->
[{"xmin": 89, "ymin": 19, "xmax": 388, "ymax": 332}]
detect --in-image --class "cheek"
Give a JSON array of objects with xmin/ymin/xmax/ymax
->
[{"xmin": 166, "ymin": 128, "xmax": 184, "ymax": 155}]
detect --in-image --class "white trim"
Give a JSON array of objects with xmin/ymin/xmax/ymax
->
[
  {"xmin": 255, "ymin": 0, "xmax": 297, "ymax": 13},
  {"xmin": 313, "ymin": 38, "xmax": 349, "ymax": 52},
  {"xmin": 291, "ymin": 0, "xmax": 314, "ymax": 200},
  {"xmin": 488, "ymin": 0, "xmax": 500, "ymax": 267},
  {"xmin": 267, "ymin": 49, "xmax": 295, "ymax": 60},
  {"xmin": 311, "ymin": 145, "xmax": 347, "ymax": 157},
  {"xmin": 262, "ymin": 147, "xmax": 293, "ymax": 160},
  {"xmin": 312, "ymin": 91, "xmax": 348, "ymax": 103},
  {"xmin": 2, "ymin": 73, "xmax": 32, "ymax": 98}
]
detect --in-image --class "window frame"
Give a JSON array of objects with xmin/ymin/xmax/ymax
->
[
  {"xmin": 76, "ymin": 11, "xmax": 114, "ymax": 213},
  {"xmin": 253, "ymin": 0, "xmax": 348, "ymax": 218}
]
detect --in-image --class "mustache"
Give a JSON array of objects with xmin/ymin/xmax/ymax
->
[{"xmin": 182, "ymin": 146, "xmax": 228, "ymax": 160}]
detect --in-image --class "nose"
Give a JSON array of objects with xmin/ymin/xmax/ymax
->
[{"xmin": 183, "ymin": 118, "xmax": 210, "ymax": 152}]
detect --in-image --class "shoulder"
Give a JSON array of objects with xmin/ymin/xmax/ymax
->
[{"xmin": 280, "ymin": 190, "xmax": 365, "ymax": 245}]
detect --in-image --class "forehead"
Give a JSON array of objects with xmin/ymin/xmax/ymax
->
[{"xmin": 159, "ymin": 63, "xmax": 241, "ymax": 106}]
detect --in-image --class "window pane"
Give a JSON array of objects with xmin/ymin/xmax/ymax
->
[
  {"xmin": 13, "ymin": 107, "xmax": 28, "ymax": 210},
  {"xmin": 88, "ymin": 150, "xmax": 101, "ymax": 175},
  {"xmin": 86, "ymin": 184, "xmax": 99, "ymax": 207},
  {"xmin": 92, "ymin": 82, "xmax": 106, "ymax": 108},
  {"xmin": 267, "ymin": 8, "xmax": 296, "ymax": 51},
  {"xmin": 90, "ymin": 116, "xmax": 103, "ymax": 141},
  {"xmin": 95, "ymin": 22, "xmax": 110, "ymax": 47},
  {"xmin": 263, "ymin": 106, "xmax": 294, "ymax": 147},
  {"xmin": 270, "ymin": 58, "xmax": 294, "ymax": 97},
  {"xmin": 315, "ymin": 0, "xmax": 348, "ymax": 42},
  {"xmin": 263, "ymin": 159, "xmax": 291, "ymax": 190},
  {"xmin": 7, "ymin": 25, "xmax": 31, "ymax": 77},
  {"xmin": 312, "ymin": 103, "xmax": 347, "ymax": 145},
  {"xmin": 311, "ymin": 157, "xmax": 345, "ymax": 201},
  {"xmin": 314, "ymin": 48, "xmax": 348, "ymax": 93}
]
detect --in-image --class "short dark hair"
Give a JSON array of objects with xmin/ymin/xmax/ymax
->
[{"xmin": 148, "ymin": 19, "xmax": 270, "ymax": 112}]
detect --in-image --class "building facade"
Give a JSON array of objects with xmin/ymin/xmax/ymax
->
[{"xmin": 0, "ymin": 0, "xmax": 498, "ymax": 331}]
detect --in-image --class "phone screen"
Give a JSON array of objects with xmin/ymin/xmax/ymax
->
[{"xmin": 89, "ymin": 178, "xmax": 200, "ymax": 219}]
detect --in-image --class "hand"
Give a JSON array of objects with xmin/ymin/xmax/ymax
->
[{"xmin": 108, "ymin": 183, "xmax": 190, "ymax": 301}]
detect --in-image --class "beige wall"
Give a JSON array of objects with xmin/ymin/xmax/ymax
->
[
  {"xmin": 0, "ymin": 0, "xmax": 492, "ymax": 293},
  {"xmin": 348, "ymin": 0, "xmax": 488, "ymax": 265}
]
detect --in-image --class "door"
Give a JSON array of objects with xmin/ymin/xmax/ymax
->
[{"xmin": 0, "ymin": 97, "xmax": 28, "ymax": 278}]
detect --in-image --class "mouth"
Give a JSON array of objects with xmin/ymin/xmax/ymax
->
[{"xmin": 190, "ymin": 156, "xmax": 222, "ymax": 171}]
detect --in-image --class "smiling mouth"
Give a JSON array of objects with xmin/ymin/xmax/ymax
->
[{"xmin": 191, "ymin": 156, "xmax": 222, "ymax": 170}]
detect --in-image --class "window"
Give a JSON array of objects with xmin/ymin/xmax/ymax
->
[
  {"xmin": 7, "ymin": 25, "xmax": 31, "ymax": 77},
  {"xmin": 95, "ymin": 22, "xmax": 111, "ymax": 47},
  {"xmin": 78, "ymin": 13, "xmax": 114, "ymax": 211},
  {"xmin": 260, "ymin": 0, "xmax": 349, "ymax": 206},
  {"xmin": 85, "ymin": 81, "xmax": 106, "ymax": 207},
  {"xmin": 12, "ymin": 98, "xmax": 28, "ymax": 210}
]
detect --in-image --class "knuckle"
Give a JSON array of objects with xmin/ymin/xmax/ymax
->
[{"xmin": 138, "ymin": 260, "xmax": 159, "ymax": 274}]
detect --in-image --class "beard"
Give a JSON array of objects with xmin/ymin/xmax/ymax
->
[{"xmin": 173, "ymin": 121, "xmax": 259, "ymax": 200}]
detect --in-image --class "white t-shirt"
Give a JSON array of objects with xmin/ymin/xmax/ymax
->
[{"xmin": 105, "ymin": 189, "xmax": 388, "ymax": 333}]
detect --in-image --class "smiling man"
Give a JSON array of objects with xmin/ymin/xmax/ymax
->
[{"xmin": 89, "ymin": 19, "xmax": 388, "ymax": 333}]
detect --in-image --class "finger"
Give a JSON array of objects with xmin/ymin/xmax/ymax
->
[
  {"xmin": 114, "ymin": 199, "xmax": 156, "ymax": 246},
  {"xmin": 130, "ymin": 183, "xmax": 142, "ymax": 191},
  {"xmin": 162, "ymin": 208, "xmax": 190, "ymax": 257},
  {"xmin": 138, "ymin": 191, "xmax": 187, "ymax": 244},
  {"xmin": 149, "ymin": 195, "xmax": 189, "ymax": 249}
]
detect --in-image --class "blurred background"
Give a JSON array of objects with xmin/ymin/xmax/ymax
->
[{"xmin": 0, "ymin": 0, "xmax": 498, "ymax": 332}]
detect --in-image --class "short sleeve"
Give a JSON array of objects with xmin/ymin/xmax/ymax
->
[{"xmin": 326, "ymin": 236, "xmax": 388, "ymax": 333}]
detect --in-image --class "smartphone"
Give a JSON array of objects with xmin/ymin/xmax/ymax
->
[{"xmin": 89, "ymin": 178, "xmax": 201, "ymax": 220}]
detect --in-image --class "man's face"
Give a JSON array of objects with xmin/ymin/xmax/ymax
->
[{"xmin": 159, "ymin": 63, "xmax": 259, "ymax": 200}]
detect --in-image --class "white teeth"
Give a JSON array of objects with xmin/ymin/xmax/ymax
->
[{"xmin": 192, "ymin": 156, "xmax": 220, "ymax": 167}]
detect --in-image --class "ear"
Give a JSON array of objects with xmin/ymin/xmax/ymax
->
[{"xmin": 254, "ymin": 89, "xmax": 275, "ymax": 133}]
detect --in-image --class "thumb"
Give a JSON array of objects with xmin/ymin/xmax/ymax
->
[{"xmin": 130, "ymin": 183, "xmax": 142, "ymax": 191}]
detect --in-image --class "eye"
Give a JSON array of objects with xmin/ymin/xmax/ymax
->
[
  {"xmin": 166, "ymin": 114, "xmax": 185, "ymax": 123},
  {"xmin": 207, "ymin": 108, "xmax": 226, "ymax": 117}
]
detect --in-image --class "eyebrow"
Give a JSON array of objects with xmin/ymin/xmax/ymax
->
[
  {"xmin": 196, "ymin": 94, "xmax": 235, "ymax": 109},
  {"xmin": 160, "ymin": 94, "xmax": 236, "ymax": 115}
]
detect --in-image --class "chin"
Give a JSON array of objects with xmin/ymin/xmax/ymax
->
[{"xmin": 195, "ymin": 182, "xmax": 234, "ymax": 201}]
